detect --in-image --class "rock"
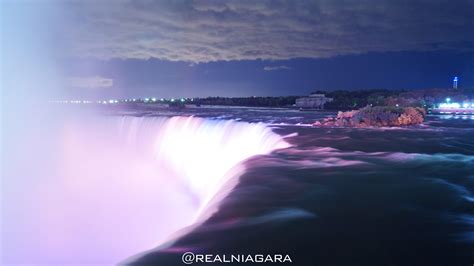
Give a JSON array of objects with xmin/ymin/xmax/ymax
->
[{"xmin": 314, "ymin": 106, "xmax": 426, "ymax": 127}]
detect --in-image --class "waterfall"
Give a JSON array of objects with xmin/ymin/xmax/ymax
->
[{"xmin": 2, "ymin": 115, "xmax": 289, "ymax": 265}]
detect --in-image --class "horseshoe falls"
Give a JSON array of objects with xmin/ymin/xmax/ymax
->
[{"xmin": 2, "ymin": 114, "xmax": 289, "ymax": 265}]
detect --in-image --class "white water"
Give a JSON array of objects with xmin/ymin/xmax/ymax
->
[{"xmin": 2, "ymin": 115, "xmax": 289, "ymax": 265}]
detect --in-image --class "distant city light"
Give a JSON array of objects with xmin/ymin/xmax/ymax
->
[
  {"xmin": 439, "ymin": 102, "xmax": 461, "ymax": 109},
  {"xmin": 50, "ymin": 97, "xmax": 197, "ymax": 105},
  {"xmin": 446, "ymin": 98, "xmax": 451, "ymax": 103}
]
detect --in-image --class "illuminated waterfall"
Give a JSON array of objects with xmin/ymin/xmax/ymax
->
[{"xmin": 3, "ymin": 115, "xmax": 289, "ymax": 265}]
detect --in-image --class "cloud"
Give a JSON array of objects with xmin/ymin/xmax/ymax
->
[
  {"xmin": 67, "ymin": 76, "xmax": 113, "ymax": 89},
  {"xmin": 263, "ymin": 65, "xmax": 291, "ymax": 71},
  {"xmin": 63, "ymin": 0, "xmax": 474, "ymax": 63}
]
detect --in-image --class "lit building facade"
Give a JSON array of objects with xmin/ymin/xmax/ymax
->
[{"xmin": 295, "ymin": 93, "xmax": 333, "ymax": 109}]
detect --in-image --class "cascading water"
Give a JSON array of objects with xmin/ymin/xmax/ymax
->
[{"xmin": 2, "ymin": 115, "xmax": 289, "ymax": 265}]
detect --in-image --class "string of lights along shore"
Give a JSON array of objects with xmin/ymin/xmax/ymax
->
[{"xmin": 53, "ymin": 76, "xmax": 466, "ymax": 106}]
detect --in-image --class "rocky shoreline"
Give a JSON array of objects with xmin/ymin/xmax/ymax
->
[{"xmin": 314, "ymin": 106, "xmax": 426, "ymax": 127}]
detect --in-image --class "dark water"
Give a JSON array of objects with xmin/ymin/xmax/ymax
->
[{"xmin": 123, "ymin": 106, "xmax": 474, "ymax": 266}]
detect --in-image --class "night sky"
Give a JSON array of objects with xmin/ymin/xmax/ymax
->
[{"xmin": 2, "ymin": 0, "xmax": 474, "ymax": 99}]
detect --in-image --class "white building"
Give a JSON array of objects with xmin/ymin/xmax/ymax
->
[{"xmin": 295, "ymin": 93, "xmax": 333, "ymax": 109}]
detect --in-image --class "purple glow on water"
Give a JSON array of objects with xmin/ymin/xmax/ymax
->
[{"xmin": 2, "ymin": 115, "xmax": 289, "ymax": 265}]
